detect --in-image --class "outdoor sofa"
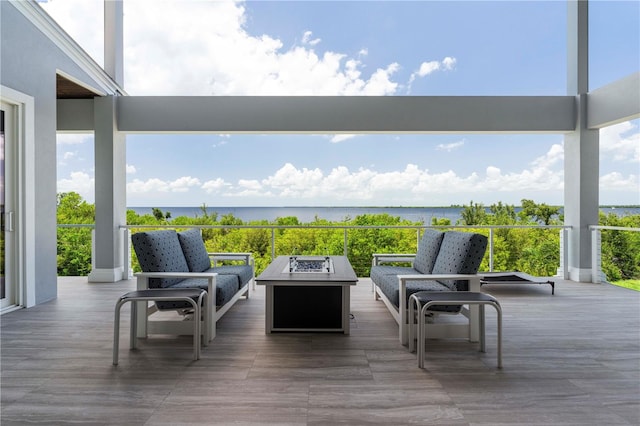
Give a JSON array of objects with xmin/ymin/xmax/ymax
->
[
  {"xmin": 370, "ymin": 230, "xmax": 488, "ymax": 345},
  {"xmin": 132, "ymin": 229, "xmax": 254, "ymax": 342}
]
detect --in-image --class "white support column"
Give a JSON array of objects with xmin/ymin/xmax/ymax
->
[
  {"xmin": 104, "ymin": 0, "xmax": 124, "ymax": 87},
  {"xmin": 564, "ymin": 0, "xmax": 599, "ymax": 282},
  {"xmin": 88, "ymin": 96, "xmax": 127, "ymax": 282}
]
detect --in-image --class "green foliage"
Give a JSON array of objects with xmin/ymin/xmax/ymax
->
[
  {"xmin": 55, "ymin": 192, "xmax": 639, "ymax": 284},
  {"xmin": 519, "ymin": 199, "xmax": 561, "ymax": 225},
  {"xmin": 599, "ymin": 212, "xmax": 640, "ymax": 281},
  {"xmin": 459, "ymin": 200, "xmax": 487, "ymax": 225},
  {"xmin": 57, "ymin": 192, "xmax": 95, "ymax": 275},
  {"xmin": 57, "ymin": 192, "xmax": 94, "ymax": 224}
]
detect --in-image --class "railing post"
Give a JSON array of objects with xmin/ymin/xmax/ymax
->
[
  {"xmin": 343, "ymin": 228, "xmax": 348, "ymax": 257},
  {"xmin": 591, "ymin": 227, "xmax": 602, "ymax": 283},
  {"xmin": 489, "ymin": 228, "xmax": 494, "ymax": 272},
  {"xmin": 559, "ymin": 228, "xmax": 570, "ymax": 280},
  {"xmin": 91, "ymin": 228, "xmax": 96, "ymax": 271},
  {"xmin": 122, "ymin": 228, "xmax": 132, "ymax": 280},
  {"xmin": 271, "ymin": 228, "xmax": 276, "ymax": 261}
]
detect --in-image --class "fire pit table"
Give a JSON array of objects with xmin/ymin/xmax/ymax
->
[{"xmin": 256, "ymin": 256, "xmax": 358, "ymax": 334}]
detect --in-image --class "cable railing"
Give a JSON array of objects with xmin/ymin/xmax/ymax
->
[
  {"xmin": 90, "ymin": 224, "xmax": 570, "ymax": 279},
  {"xmin": 57, "ymin": 223, "xmax": 640, "ymax": 283},
  {"xmin": 589, "ymin": 225, "xmax": 640, "ymax": 283}
]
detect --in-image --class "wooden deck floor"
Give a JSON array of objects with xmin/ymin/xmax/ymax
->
[{"xmin": 2, "ymin": 277, "xmax": 639, "ymax": 425}]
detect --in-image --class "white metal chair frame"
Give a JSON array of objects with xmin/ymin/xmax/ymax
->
[
  {"xmin": 408, "ymin": 291, "xmax": 502, "ymax": 369},
  {"xmin": 113, "ymin": 288, "xmax": 207, "ymax": 365}
]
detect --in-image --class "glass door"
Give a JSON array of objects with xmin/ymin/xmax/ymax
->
[
  {"xmin": 1, "ymin": 103, "xmax": 15, "ymax": 310},
  {"xmin": 0, "ymin": 109, "xmax": 5, "ymax": 306}
]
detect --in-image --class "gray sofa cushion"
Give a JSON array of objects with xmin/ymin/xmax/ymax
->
[
  {"xmin": 168, "ymin": 274, "xmax": 240, "ymax": 308},
  {"xmin": 376, "ymin": 274, "xmax": 459, "ymax": 312},
  {"xmin": 413, "ymin": 229, "xmax": 445, "ymax": 274},
  {"xmin": 370, "ymin": 265, "xmax": 417, "ymax": 285},
  {"xmin": 132, "ymin": 230, "xmax": 189, "ymax": 289},
  {"xmin": 432, "ymin": 231, "xmax": 488, "ymax": 291},
  {"xmin": 177, "ymin": 229, "xmax": 211, "ymax": 272},
  {"xmin": 209, "ymin": 265, "xmax": 253, "ymax": 287}
]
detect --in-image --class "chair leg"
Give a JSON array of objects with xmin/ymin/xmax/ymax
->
[
  {"xmin": 479, "ymin": 304, "xmax": 486, "ymax": 352},
  {"xmin": 494, "ymin": 302, "xmax": 503, "ymax": 369},
  {"xmin": 130, "ymin": 300, "xmax": 137, "ymax": 350},
  {"xmin": 418, "ymin": 304, "xmax": 428, "ymax": 369},
  {"xmin": 113, "ymin": 300, "xmax": 123, "ymax": 366},
  {"xmin": 193, "ymin": 299, "xmax": 200, "ymax": 360}
]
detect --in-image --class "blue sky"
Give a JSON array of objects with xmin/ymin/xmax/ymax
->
[{"xmin": 48, "ymin": 0, "xmax": 639, "ymax": 207}]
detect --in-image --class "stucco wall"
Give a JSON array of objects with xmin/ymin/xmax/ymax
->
[{"xmin": 0, "ymin": 2, "xmax": 105, "ymax": 304}]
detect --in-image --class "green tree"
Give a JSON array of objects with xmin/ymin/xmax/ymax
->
[
  {"xmin": 57, "ymin": 192, "xmax": 94, "ymax": 275},
  {"xmin": 519, "ymin": 199, "xmax": 560, "ymax": 225},
  {"xmin": 459, "ymin": 201, "xmax": 487, "ymax": 225}
]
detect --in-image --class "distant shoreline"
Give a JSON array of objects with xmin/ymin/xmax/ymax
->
[{"xmin": 127, "ymin": 205, "xmax": 640, "ymax": 224}]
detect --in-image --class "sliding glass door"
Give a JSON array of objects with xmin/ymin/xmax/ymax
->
[{"xmin": 1, "ymin": 103, "xmax": 15, "ymax": 310}]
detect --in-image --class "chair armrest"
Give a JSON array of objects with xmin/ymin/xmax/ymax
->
[
  {"xmin": 397, "ymin": 274, "xmax": 481, "ymax": 292},
  {"xmin": 208, "ymin": 252, "xmax": 254, "ymax": 266},
  {"xmin": 135, "ymin": 272, "xmax": 219, "ymax": 279},
  {"xmin": 135, "ymin": 272, "xmax": 218, "ymax": 290},
  {"xmin": 372, "ymin": 253, "xmax": 416, "ymax": 266}
]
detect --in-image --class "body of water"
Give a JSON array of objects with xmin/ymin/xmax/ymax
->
[{"xmin": 128, "ymin": 206, "xmax": 640, "ymax": 224}]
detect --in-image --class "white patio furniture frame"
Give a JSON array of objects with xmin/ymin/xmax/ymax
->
[
  {"xmin": 113, "ymin": 288, "xmax": 207, "ymax": 364},
  {"xmin": 373, "ymin": 271, "xmax": 482, "ymax": 346},
  {"xmin": 134, "ymin": 271, "xmax": 249, "ymax": 342}
]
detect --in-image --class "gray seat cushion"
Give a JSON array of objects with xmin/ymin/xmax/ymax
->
[
  {"xmin": 413, "ymin": 229, "xmax": 445, "ymax": 274},
  {"xmin": 168, "ymin": 274, "xmax": 240, "ymax": 308},
  {"xmin": 370, "ymin": 265, "xmax": 417, "ymax": 286},
  {"xmin": 177, "ymin": 229, "xmax": 211, "ymax": 272},
  {"xmin": 132, "ymin": 230, "xmax": 189, "ymax": 289},
  {"xmin": 376, "ymin": 274, "xmax": 459, "ymax": 313},
  {"xmin": 432, "ymin": 231, "xmax": 488, "ymax": 291},
  {"xmin": 208, "ymin": 265, "xmax": 253, "ymax": 287}
]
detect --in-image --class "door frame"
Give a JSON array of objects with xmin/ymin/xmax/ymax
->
[{"xmin": 1, "ymin": 85, "xmax": 36, "ymax": 312}]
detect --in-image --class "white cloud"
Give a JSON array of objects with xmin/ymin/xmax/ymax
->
[
  {"xmin": 408, "ymin": 56, "xmax": 457, "ymax": 86},
  {"xmin": 302, "ymin": 30, "xmax": 321, "ymax": 46},
  {"xmin": 48, "ymin": 0, "xmax": 402, "ymax": 96},
  {"xmin": 600, "ymin": 172, "xmax": 639, "ymax": 192},
  {"xmin": 128, "ymin": 176, "xmax": 201, "ymax": 194},
  {"xmin": 417, "ymin": 61, "xmax": 441, "ymax": 77},
  {"xmin": 531, "ymin": 143, "xmax": 564, "ymax": 168},
  {"xmin": 600, "ymin": 120, "xmax": 640, "ymax": 163},
  {"xmin": 215, "ymin": 145, "xmax": 569, "ymax": 203},
  {"xmin": 329, "ymin": 134, "xmax": 359, "ymax": 143},
  {"xmin": 202, "ymin": 178, "xmax": 228, "ymax": 194},
  {"xmin": 126, "ymin": 164, "xmax": 137, "ymax": 174},
  {"xmin": 56, "ymin": 134, "xmax": 92, "ymax": 145},
  {"xmin": 238, "ymin": 179, "xmax": 262, "ymax": 191},
  {"xmin": 442, "ymin": 56, "xmax": 457, "ymax": 70},
  {"xmin": 41, "ymin": 1, "xmax": 103, "ymax": 65},
  {"xmin": 57, "ymin": 171, "xmax": 94, "ymax": 202},
  {"xmin": 436, "ymin": 140, "xmax": 465, "ymax": 152},
  {"xmin": 63, "ymin": 151, "xmax": 76, "ymax": 160}
]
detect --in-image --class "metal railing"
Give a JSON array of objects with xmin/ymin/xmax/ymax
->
[
  {"xmin": 589, "ymin": 225, "xmax": 640, "ymax": 283},
  {"xmin": 113, "ymin": 224, "xmax": 570, "ymax": 279},
  {"xmin": 58, "ymin": 223, "xmax": 640, "ymax": 283}
]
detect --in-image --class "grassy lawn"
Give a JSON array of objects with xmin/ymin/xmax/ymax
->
[{"xmin": 611, "ymin": 280, "xmax": 640, "ymax": 291}]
